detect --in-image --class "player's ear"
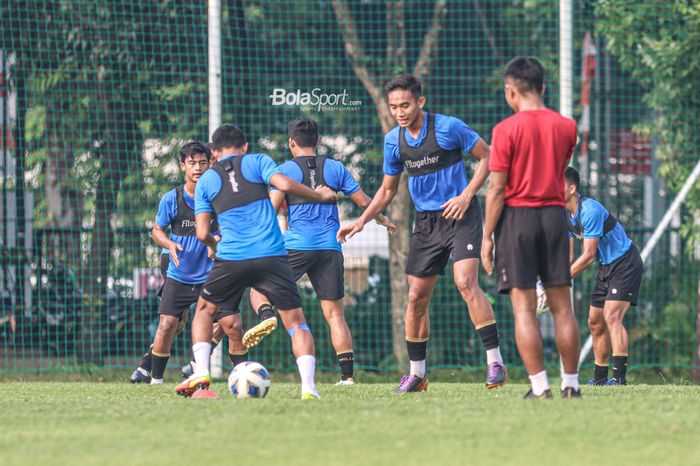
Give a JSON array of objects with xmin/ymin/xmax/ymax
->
[
  {"xmin": 242, "ymin": 142, "xmax": 249, "ymax": 154},
  {"xmin": 417, "ymin": 96, "xmax": 426, "ymax": 108},
  {"xmin": 541, "ymin": 83, "xmax": 546, "ymax": 97}
]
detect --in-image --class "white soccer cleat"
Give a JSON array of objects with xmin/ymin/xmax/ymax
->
[{"xmin": 335, "ymin": 377, "xmax": 355, "ymax": 386}]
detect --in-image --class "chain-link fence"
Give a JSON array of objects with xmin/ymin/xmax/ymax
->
[{"xmin": 1, "ymin": 1, "xmax": 698, "ymax": 378}]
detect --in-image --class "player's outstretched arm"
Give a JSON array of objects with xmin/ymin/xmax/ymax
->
[
  {"xmin": 269, "ymin": 173, "xmax": 337, "ymax": 203},
  {"xmin": 337, "ymin": 174, "xmax": 401, "ymax": 243},
  {"xmin": 482, "ymin": 171, "xmax": 508, "ymax": 275},
  {"xmin": 348, "ymin": 188, "xmax": 396, "ymax": 235},
  {"xmin": 570, "ymin": 237, "xmax": 599, "ymax": 278},
  {"xmin": 151, "ymin": 223, "xmax": 182, "ymax": 268}
]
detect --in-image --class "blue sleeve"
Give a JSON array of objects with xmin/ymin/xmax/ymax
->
[
  {"xmin": 270, "ymin": 161, "xmax": 302, "ymax": 191},
  {"xmin": 194, "ymin": 170, "xmax": 220, "ymax": 215},
  {"xmin": 383, "ymin": 129, "xmax": 403, "ymax": 175},
  {"xmin": 444, "ymin": 116, "xmax": 479, "ymax": 153},
  {"xmin": 155, "ymin": 190, "xmax": 177, "ymax": 228},
  {"xmin": 243, "ymin": 153, "xmax": 280, "ymax": 185},
  {"xmin": 581, "ymin": 201, "xmax": 606, "ymax": 239},
  {"xmin": 568, "ymin": 230, "xmax": 574, "ymax": 238},
  {"xmin": 327, "ymin": 160, "xmax": 360, "ymax": 196}
]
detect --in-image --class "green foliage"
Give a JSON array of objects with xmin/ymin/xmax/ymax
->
[{"xmin": 597, "ymin": 0, "xmax": 700, "ymax": 243}]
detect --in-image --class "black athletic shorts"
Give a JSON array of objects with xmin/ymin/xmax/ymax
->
[
  {"xmin": 590, "ymin": 244, "xmax": 643, "ymax": 308},
  {"xmin": 160, "ymin": 253, "xmax": 170, "ymax": 277},
  {"xmin": 201, "ymin": 256, "xmax": 302, "ymax": 312},
  {"xmin": 288, "ymin": 249, "xmax": 344, "ymax": 300},
  {"xmin": 494, "ymin": 205, "xmax": 570, "ymax": 293},
  {"xmin": 158, "ymin": 278, "xmax": 202, "ymax": 319},
  {"xmin": 406, "ymin": 198, "xmax": 483, "ymax": 277}
]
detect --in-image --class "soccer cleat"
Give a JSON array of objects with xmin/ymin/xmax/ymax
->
[
  {"xmin": 130, "ymin": 367, "xmax": 152, "ymax": 384},
  {"xmin": 394, "ymin": 374, "xmax": 429, "ymax": 393},
  {"xmin": 486, "ymin": 362, "xmax": 507, "ymax": 389},
  {"xmin": 587, "ymin": 377, "xmax": 609, "ymax": 386},
  {"xmin": 335, "ymin": 376, "xmax": 355, "ymax": 386},
  {"xmin": 301, "ymin": 390, "xmax": 321, "ymax": 400},
  {"xmin": 560, "ymin": 387, "xmax": 582, "ymax": 398},
  {"xmin": 181, "ymin": 361, "xmax": 195, "ymax": 379},
  {"xmin": 607, "ymin": 378, "xmax": 626, "ymax": 386},
  {"xmin": 523, "ymin": 389, "xmax": 553, "ymax": 399},
  {"xmin": 242, "ymin": 316, "xmax": 278, "ymax": 349},
  {"xmin": 174, "ymin": 373, "xmax": 211, "ymax": 397}
]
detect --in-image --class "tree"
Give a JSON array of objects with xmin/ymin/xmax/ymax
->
[
  {"xmin": 331, "ymin": 0, "xmax": 447, "ymax": 367},
  {"xmin": 596, "ymin": 0, "xmax": 700, "ymax": 380}
]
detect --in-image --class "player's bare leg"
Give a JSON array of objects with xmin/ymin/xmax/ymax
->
[
  {"xmin": 603, "ymin": 300, "xmax": 631, "ymax": 384},
  {"xmin": 546, "ymin": 285, "xmax": 581, "ymax": 397},
  {"xmin": 394, "ymin": 275, "xmax": 436, "ymax": 393},
  {"xmin": 243, "ymin": 288, "xmax": 278, "ymax": 348},
  {"xmin": 278, "ymin": 307, "xmax": 319, "ymax": 399},
  {"xmin": 320, "ymin": 299, "xmax": 354, "ymax": 384},
  {"xmin": 218, "ymin": 314, "xmax": 249, "ymax": 368},
  {"xmin": 180, "ymin": 315, "xmax": 227, "ymax": 379},
  {"xmin": 588, "ymin": 305, "xmax": 611, "ymax": 384},
  {"xmin": 148, "ymin": 314, "xmax": 181, "ymax": 384},
  {"xmin": 454, "ymin": 258, "xmax": 506, "ymax": 388}
]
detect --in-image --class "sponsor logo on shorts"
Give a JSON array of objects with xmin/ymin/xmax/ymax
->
[
  {"xmin": 612, "ymin": 288, "xmax": 618, "ymax": 295},
  {"xmin": 467, "ymin": 244, "xmax": 474, "ymax": 251},
  {"xmin": 202, "ymin": 288, "xmax": 212, "ymax": 296}
]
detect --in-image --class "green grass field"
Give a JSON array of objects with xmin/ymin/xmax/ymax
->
[{"xmin": 2, "ymin": 381, "xmax": 699, "ymax": 466}]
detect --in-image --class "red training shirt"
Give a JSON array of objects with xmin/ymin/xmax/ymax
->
[{"xmin": 489, "ymin": 109, "xmax": 577, "ymax": 207}]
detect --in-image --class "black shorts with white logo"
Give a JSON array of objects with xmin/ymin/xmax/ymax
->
[
  {"xmin": 590, "ymin": 244, "xmax": 643, "ymax": 308},
  {"xmin": 201, "ymin": 256, "xmax": 302, "ymax": 313},
  {"xmin": 494, "ymin": 205, "xmax": 571, "ymax": 293},
  {"xmin": 405, "ymin": 198, "xmax": 483, "ymax": 277},
  {"xmin": 158, "ymin": 278, "xmax": 203, "ymax": 319},
  {"xmin": 288, "ymin": 249, "xmax": 344, "ymax": 300}
]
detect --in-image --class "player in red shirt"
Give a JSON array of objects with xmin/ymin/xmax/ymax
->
[{"xmin": 482, "ymin": 57, "xmax": 582, "ymax": 399}]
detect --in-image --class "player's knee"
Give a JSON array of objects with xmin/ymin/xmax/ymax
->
[
  {"xmin": 454, "ymin": 275, "xmax": 479, "ymax": 297},
  {"xmin": 158, "ymin": 316, "xmax": 179, "ymax": 333},
  {"xmin": 408, "ymin": 288, "xmax": 430, "ymax": 306},
  {"xmin": 588, "ymin": 315, "xmax": 605, "ymax": 334}
]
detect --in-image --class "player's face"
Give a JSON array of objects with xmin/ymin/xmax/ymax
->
[
  {"xmin": 180, "ymin": 153, "xmax": 210, "ymax": 183},
  {"xmin": 387, "ymin": 89, "xmax": 426, "ymax": 128}
]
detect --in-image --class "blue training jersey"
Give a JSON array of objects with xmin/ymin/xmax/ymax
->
[
  {"xmin": 155, "ymin": 187, "xmax": 213, "ymax": 284},
  {"xmin": 567, "ymin": 196, "xmax": 633, "ymax": 265},
  {"xmin": 195, "ymin": 153, "xmax": 286, "ymax": 261},
  {"xmin": 383, "ymin": 112, "xmax": 480, "ymax": 212},
  {"xmin": 273, "ymin": 157, "xmax": 360, "ymax": 251}
]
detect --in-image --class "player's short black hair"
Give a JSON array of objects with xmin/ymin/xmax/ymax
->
[
  {"xmin": 504, "ymin": 56, "xmax": 545, "ymax": 94},
  {"xmin": 179, "ymin": 141, "xmax": 211, "ymax": 163},
  {"xmin": 211, "ymin": 124, "xmax": 247, "ymax": 150},
  {"xmin": 288, "ymin": 118, "xmax": 319, "ymax": 148},
  {"xmin": 565, "ymin": 166, "xmax": 580, "ymax": 191},
  {"xmin": 384, "ymin": 73, "xmax": 422, "ymax": 99}
]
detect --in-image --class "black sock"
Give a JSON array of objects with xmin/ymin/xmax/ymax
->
[
  {"xmin": 475, "ymin": 322, "xmax": 500, "ymax": 350},
  {"xmin": 612, "ymin": 355, "xmax": 628, "ymax": 384},
  {"xmin": 139, "ymin": 345, "xmax": 153, "ymax": 372},
  {"xmin": 257, "ymin": 303, "xmax": 275, "ymax": 322},
  {"xmin": 229, "ymin": 352, "xmax": 248, "ymax": 367},
  {"xmin": 337, "ymin": 352, "xmax": 354, "ymax": 379},
  {"xmin": 593, "ymin": 363, "xmax": 609, "ymax": 384},
  {"xmin": 406, "ymin": 340, "xmax": 427, "ymax": 361},
  {"xmin": 151, "ymin": 353, "xmax": 170, "ymax": 380}
]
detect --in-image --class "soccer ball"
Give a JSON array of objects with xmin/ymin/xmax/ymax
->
[{"xmin": 228, "ymin": 361, "xmax": 271, "ymax": 399}]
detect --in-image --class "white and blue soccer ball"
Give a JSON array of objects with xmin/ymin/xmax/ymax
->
[{"xmin": 228, "ymin": 361, "xmax": 271, "ymax": 399}]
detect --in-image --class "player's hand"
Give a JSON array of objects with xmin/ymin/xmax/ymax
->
[
  {"xmin": 207, "ymin": 235, "xmax": 220, "ymax": 260},
  {"xmin": 315, "ymin": 185, "xmax": 338, "ymax": 203},
  {"xmin": 168, "ymin": 242, "xmax": 184, "ymax": 268},
  {"xmin": 440, "ymin": 193, "xmax": 472, "ymax": 221},
  {"xmin": 481, "ymin": 236, "xmax": 494, "ymax": 275},
  {"xmin": 337, "ymin": 220, "xmax": 365, "ymax": 243},
  {"xmin": 376, "ymin": 215, "xmax": 397, "ymax": 236}
]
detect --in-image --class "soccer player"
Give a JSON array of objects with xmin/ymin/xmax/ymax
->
[
  {"xmin": 244, "ymin": 118, "xmax": 396, "ymax": 385},
  {"xmin": 175, "ymin": 124, "xmax": 337, "ymax": 399},
  {"xmin": 337, "ymin": 73, "xmax": 506, "ymax": 393},
  {"xmin": 129, "ymin": 142, "xmax": 242, "ymax": 384},
  {"xmin": 482, "ymin": 56, "xmax": 581, "ymax": 399},
  {"xmin": 565, "ymin": 166, "xmax": 643, "ymax": 385}
]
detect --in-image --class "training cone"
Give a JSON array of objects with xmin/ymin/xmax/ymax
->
[{"xmin": 191, "ymin": 388, "xmax": 219, "ymax": 399}]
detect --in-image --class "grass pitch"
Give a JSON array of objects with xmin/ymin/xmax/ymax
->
[{"xmin": 2, "ymin": 381, "xmax": 698, "ymax": 466}]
